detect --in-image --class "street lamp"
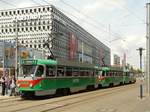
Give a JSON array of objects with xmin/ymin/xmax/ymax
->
[
  {"xmin": 136, "ymin": 47, "xmax": 145, "ymax": 99},
  {"xmin": 136, "ymin": 47, "xmax": 145, "ymax": 71}
]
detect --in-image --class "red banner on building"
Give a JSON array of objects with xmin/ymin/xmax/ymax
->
[{"xmin": 69, "ymin": 33, "xmax": 77, "ymax": 60}]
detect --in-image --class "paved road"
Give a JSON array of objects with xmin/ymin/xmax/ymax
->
[{"xmin": 0, "ymin": 80, "xmax": 149, "ymax": 112}]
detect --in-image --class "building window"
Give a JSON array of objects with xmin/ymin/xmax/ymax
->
[
  {"xmin": 9, "ymin": 11, "xmax": 12, "ymax": 15},
  {"xmin": 13, "ymin": 11, "xmax": 16, "ymax": 15},
  {"xmin": 22, "ymin": 28, "xmax": 24, "ymax": 32},
  {"xmin": 1, "ymin": 12, "xmax": 4, "ymax": 16},
  {"xmin": 30, "ymin": 27, "xmax": 33, "ymax": 31},
  {"xmin": 43, "ymin": 26, "xmax": 45, "ymax": 30},
  {"xmin": 26, "ymin": 27, "xmax": 28, "ymax": 31},
  {"xmin": 34, "ymin": 44, "xmax": 37, "ymax": 48},
  {"xmin": 38, "ymin": 8, "xmax": 41, "ymax": 12},
  {"xmin": 47, "ymin": 26, "xmax": 50, "ymax": 30},
  {"xmin": 34, "ymin": 22, "xmax": 36, "ymax": 26},
  {"xmin": 17, "ymin": 10, "xmax": 20, "ymax": 14},
  {"xmin": 43, "ymin": 8, "xmax": 45, "ymax": 12},
  {"xmin": 25, "ymin": 10, "xmax": 28, "ymax": 13},
  {"xmin": 21, "ymin": 10, "xmax": 24, "ymax": 14},
  {"xmin": 9, "ymin": 29, "xmax": 12, "ymax": 32},
  {"xmin": 34, "ymin": 8, "xmax": 36, "ymax": 12},
  {"xmin": 1, "ymin": 29, "xmax": 4, "ymax": 33},
  {"xmin": 22, "ymin": 40, "xmax": 24, "ymax": 44},
  {"xmin": 5, "ymin": 12, "xmax": 8, "ymax": 16},
  {"xmin": 17, "ymin": 28, "xmax": 20, "ymax": 32},
  {"xmin": 30, "ymin": 45, "xmax": 32, "ymax": 48},
  {"xmin": 43, "ymin": 21, "xmax": 45, "ymax": 25},
  {"xmin": 30, "ymin": 9, "xmax": 32, "ymax": 13},
  {"xmin": 38, "ymin": 26, "xmax": 41, "ymax": 30},
  {"xmin": 34, "ymin": 27, "xmax": 37, "ymax": 31},
  {"xmin": 47, "ymin": 7, "xmax": 50, "ymax": 11},
  {"xmin": 13, "ymin": 28, "xmax": 16, "ymax": 32},
  {"xmin": 38, "ymin": 44, "xmax": 41, "ymax": 48}
]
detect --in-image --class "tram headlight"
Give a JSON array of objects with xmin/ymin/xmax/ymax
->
[
  {"xmin": 30, "ymin": 83, "xmax": 33, "ymax": 88},
  {"xmin": 17, "ymin": 84, "xmax": 20, "ymax": 87}
]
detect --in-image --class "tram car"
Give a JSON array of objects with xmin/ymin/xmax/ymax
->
[
  {"xmin": 98, "ymin": 67, "xmax": 136, "ymax": 88},
  {"xmin": 17, "ymin": 59, "xmax": 136, "ymax": 98}
]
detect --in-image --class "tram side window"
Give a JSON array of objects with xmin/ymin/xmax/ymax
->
[
  {"xmin": 120, "ymin": 72, "xmax": 123, "ymax": 76},
  {"xmin": 57, "ymin": 68, "xmax": 64, "ymax": 77},
  {"xmin": 72, "ymin": 71, "xmax": 79, "ymax": 76},
  {"xmin": 35, "ymin": 65, "xmax": 44, "ymax": 77},
  {"xmin": 46, "ymin": 66, "xmax": 55, "ymax": 77},
  {"xmin": 125, "ymin": 72, "xmax": 128, "ymax": 76},
  {"xmin": 106, "ymin": 71, "xmax": 109, "ymax": 76},
  {"xmin": 66, "ymin": 68, "xmax": 72, "ymax": 77},
  {"xmin": 90, "ymin": 71, "xmax": 94, "ymax": 76},
  {"xmin": 109, "ymin": 72, "xmax": 112, "ymax": 76}
]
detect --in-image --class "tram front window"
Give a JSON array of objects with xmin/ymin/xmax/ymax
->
[
  {"xmin": 102, "ymin": 71, "xmax": 105, "ymax": 76},
  {"xmin": 35, "ymin": 65, "xmax": 44, "ymax": 77},
  {"xmin": 21, "ymin": 65, "xmax": 36, "ymax": 77}
]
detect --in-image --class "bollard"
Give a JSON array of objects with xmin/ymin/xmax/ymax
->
[{"xmin": 140, "ymin": 84, "xmax": 143, "ymax": 99}]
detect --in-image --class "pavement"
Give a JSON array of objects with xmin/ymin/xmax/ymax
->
[
  {"xmin": 0, "ymin": 79, "xmax": 150, "ymax": 112},
  {"xmin": 48, "ymin": 79, "xmax": 150, "ymax": 112}
]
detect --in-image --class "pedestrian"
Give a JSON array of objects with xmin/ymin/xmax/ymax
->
[
  {"xmin": 5, "ymin": 75, "xmax": 10, "ymax": 95},
  {"xmin": 1, "ymin": 76, "xmax": 5, "ymax": 96},
  {"xmin": 9, "ymin": 75, "xmax": 16, "ymax": 96}
]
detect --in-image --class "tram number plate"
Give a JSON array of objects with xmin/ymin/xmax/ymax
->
[{"xmin": 72, "ymin": 79, "xmax": 79, "ymax": 83}]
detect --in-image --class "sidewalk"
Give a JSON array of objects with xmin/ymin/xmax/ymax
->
[
  {"xmin": 132, "ymin": 93, "xmax": 150, "ymax": 112},
  {"xmin": 0, "ymin": 85, "xmax": 17, "ymax": 99}
]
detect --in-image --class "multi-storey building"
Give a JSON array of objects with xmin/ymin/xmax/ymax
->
[{"xmin": 0, "ymin": 5, "xmax": 110, "ymax": 66}]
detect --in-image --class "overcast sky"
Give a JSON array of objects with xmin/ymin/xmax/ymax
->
[{"xmin": 0, "ymin": 0, "xmax": 148, "ymax": 69}]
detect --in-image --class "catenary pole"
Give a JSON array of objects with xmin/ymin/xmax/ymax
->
[
  {"xmin": 15, "ymin": 19, "xmax": 18, "ymax": 79},
  {"xmin": 146, "ymin": 3, "xmax": 150, "ymax": 94}
]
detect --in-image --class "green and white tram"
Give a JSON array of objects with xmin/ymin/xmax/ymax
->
[
  {"xmin": 17, "ymin": 59, "xmax": 99, "ymax": 97},
  {"xmin": 17, "ymin": 59, "xmax": 136, "ymax": 98}
]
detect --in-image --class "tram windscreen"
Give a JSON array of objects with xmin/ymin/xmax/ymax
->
[
  {"xmin": 35, "ymin": 65, "xmax": 44, "ymax": 77},
  {"xmin": 20, "ymin": 65, "xmax": 36, "ymax": 77}
]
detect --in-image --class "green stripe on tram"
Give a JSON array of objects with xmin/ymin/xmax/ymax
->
[{"xmin": 21, "ymin": 59, "xmax": 58, "ymax": 65}]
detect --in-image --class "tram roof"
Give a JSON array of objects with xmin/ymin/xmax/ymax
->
[
  {"xmin": 21, "ymin": 59, "xmax": 98, "ymax": 69},
  {"xmin": 101, "ymin": 66, "xmax": 123, "ymax": 72},
  {"xmin": 21, "ymin": 59, "xmax": 57, "ymax": 65}
]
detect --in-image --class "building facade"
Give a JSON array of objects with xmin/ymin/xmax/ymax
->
[
  {"xmin": 0, "ymin": 5, "xmax": 110, "ymax": 66},
  {"xmin": 113, "ymin": 54, "xmax": 120, "ymax": 66}
]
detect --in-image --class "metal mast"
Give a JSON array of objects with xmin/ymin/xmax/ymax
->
[
  {"xmin": 15, "ymin": 19, "xmax": 18, "ymax": 79},
  {"xmin": 146, "ymin": 3, "xmax": 150, "ymax": 94}
]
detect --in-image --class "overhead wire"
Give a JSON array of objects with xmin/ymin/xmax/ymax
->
[
  {"xmin": 0, "ymin": 0, "xmax": 17, "ymax": 8},
  {"xmin": 0, "ymin": 0, "xmax": 127, "ymax": 44},
  {"xmin": 102, "ymin": 0, "xmax": 145, "ymax": 23},
  {"xmin": 58, "ymin": 0, "xmax": 127, "ymax": 42},
  {"xmin": 39, "ymin": 0, "xmax": 122, "ymax": 44},
  {"xmin": 31, "ymin": 0, "xmax": 43, "ymax": 6}
]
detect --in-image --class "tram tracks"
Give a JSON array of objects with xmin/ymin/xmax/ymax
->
[{"xmin": 0, "ymin": 84, "xmax": 137, "ymax": 112}]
